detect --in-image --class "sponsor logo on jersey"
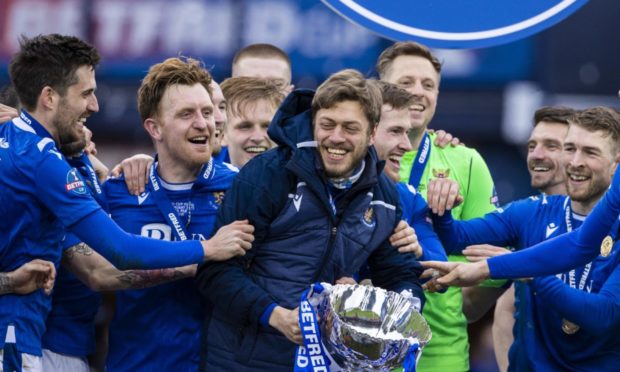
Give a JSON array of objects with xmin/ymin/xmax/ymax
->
[
  {"xmin": 545, "ymin": 222, "xmax": 559, "ymax": 238},
  {"xmin": 137, "ymin": 192, "xmax": 150, "ymax": 205},
  {"xmin": 361, "ymin": 206, "xmax": 376, "ymax": 228},
  {"xmin": 65, "ymin": 168, "xmax": 87, "ymax": 194},
  {"xmin": 141, "ymin": 223, "xmax": 172, "ymax": 240},
  {"xmin": 0, "ymin": 138, "xmax": 9, "ymax": 148},
  {"xmin": 432, "ymin": 168, "xmax": 450, "ymax": 178}
]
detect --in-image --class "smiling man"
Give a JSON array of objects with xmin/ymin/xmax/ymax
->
[
  {"xmin": 527, "ymin": 106, "xmax": 576, "ymax": 195},
  {"xmin": 425, "ymin": 107, "xmax": 620, "ymax": 370},
  {"xmin": 0, "ymin": 34, "xmax": 237, "ymax": 371},
  {"xmin": 377, "ymin": 41, "xmax": 499, "ymax": 372},
  {"xmin": 98, "ymin": 57, "xmax": 255, "ymax": 372},
  {"xmin": 220, "ymin": 76, "xmax": 284, "ymax": 168},
  {"xmin": 197, "ymin": 69, "xmax": 424, "ymax": 371}
]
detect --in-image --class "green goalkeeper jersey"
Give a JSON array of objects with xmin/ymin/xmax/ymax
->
[{"xmin": 399, "ymin": 132, "xmax": 498, "ymax": 372}]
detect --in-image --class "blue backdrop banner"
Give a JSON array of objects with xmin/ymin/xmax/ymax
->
[{"xmin": 320, "ymin": 0, "xmax": 589, "ymax": 48}]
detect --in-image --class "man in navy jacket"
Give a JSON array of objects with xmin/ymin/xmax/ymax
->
[{"xmin": 196, "ymin": 69, "xmax": 425, "ymax": 370}]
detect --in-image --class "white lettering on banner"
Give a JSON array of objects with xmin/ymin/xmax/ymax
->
[
  {"xmin": 1, "ymin": 0, "xmax": 377, "ymax": 60},
  {"xmin": 298, "ymin": 300, "xmax": 329, "ymax": 370},
  {"xmin": 5, "ymin": 0, "xmax": 83, "ymax": 52},
  {"xmin": 94, "ymin": 0, "xmax": 377, "ymax": 59},
  {"xmin": 150, "ymin": 170, "xmax": 160, "ymax": 191},
  {"xmin": 93, "ymin": 0, "xmax": 234, "ymax": 57},
  {"xmin": 141, "ymin": 223, "xmax": 172, "ymax": 241},
  {"xmin": 168, "ymin": 213, "xmax": 188, "ymax": 241},
  {"xmin": 296, "ymin": 349, "xmax": 309, "ymax": 368}
]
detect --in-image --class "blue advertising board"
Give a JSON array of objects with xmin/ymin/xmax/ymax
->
[{"xmin": 321, "ymin": 0, "xmax": 589, "ymax": 48}]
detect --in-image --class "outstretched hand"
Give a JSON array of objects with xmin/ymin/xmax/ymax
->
[
  {"xmin": 421, "ymin": 260, "xmax": 491, "ymax": 288},
  {"xmin": 463, "ymin": 245, "xmax": 511, "ymax": 262}
]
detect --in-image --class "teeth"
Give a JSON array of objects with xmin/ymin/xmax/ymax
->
[
  {"xmin": 188, "ymin": 136, "xmax": 208, "ymax": 144},
  {"xmin": 327, "ymin": 148, "xmax": 346, "ymax": 155},
  {"xmin": 570, "ymin": 175, "xmax": 588, "ymax": 181},
  {"xmin": 245, "ymin": 146, "xmax": 267, "ymax": 153},
  {"xmin": 533, "ymin": 167, "xmax": 550, "ymax": 171},
  {"xmin": 389, "ymin": 155, "xmax": 401, "ymax": 162},
  {"xmin": 411, "ymin": 104, "xmax": 424, "ymax": 112}
]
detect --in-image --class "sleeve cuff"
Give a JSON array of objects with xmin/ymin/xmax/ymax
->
[{"xmin": 259, "ymin": 302, "xmax": 278, "ymax": 326}]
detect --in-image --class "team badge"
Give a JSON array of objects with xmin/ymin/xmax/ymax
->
[
  {"xmin": 432, "ymin": 168, "xmax": 450, "ymax": 178},
  {"xmin": 213, "ymin": 191, "xmax": 225, "ymax": 205},
  {"xmin": 65, "ymin": 169, "xmax": 87, "ymax": 195},
  {"xmin": 561, "ymin": 318, "xmax": 580, "ymax": 335},
  {"xmin": 361, "ymin": 206, "xmax": 375, "ymax": 227},
  {"xmin": 600, "ymin": 235, "xmax": 613, "ymax": 257}
]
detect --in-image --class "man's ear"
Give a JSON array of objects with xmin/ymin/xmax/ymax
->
[
  {"xmin": 39, "ymin": 86, "xmax": 57, "ymax": 111},
  {"xmin": 144, "ymin": 118, "xmax": 162, "ymax": 142},
  {"xmin": 368, "ymin": 124, "xmax": 378, "ymax": 146}
]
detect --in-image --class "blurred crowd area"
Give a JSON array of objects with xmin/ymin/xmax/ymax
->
[{"xmin": 1, "ymin": 1, "xmax": 620, "ymax": 371}]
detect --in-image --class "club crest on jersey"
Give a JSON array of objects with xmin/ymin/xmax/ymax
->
[
  {"xmin": 65, "ymin": 169, "xmax": 87, "ymax": 194},
  {"xmin": 0, "ymin": 138, "xmax": 9, "ymax": 148},
  {"xmin": 432, "ymin": 168, "xmax": 450, "ymax": 178},
  {"xmin": 361, "ymin": 206, "xmax": 376, "ymax": 228},
  {"xmin": 213, "ymin": 191, "xmax": 225, "ymax": 205}
]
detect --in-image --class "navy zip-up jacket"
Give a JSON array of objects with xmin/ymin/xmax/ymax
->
[{"xmin": 196, "ymin": 90, "xmax": 424, "ymax": 371}]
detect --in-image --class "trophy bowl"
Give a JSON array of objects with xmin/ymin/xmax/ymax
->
[{"xmin": 317, "ymin": 284, "xmax": 431, "ymax": 371}]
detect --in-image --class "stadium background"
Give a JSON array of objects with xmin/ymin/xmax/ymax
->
[{"xmin": 1, "ymin": 0, "xmax": 619, "ymax": 370}]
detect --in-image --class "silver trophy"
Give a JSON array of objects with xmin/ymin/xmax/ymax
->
[{"xmin": 316, "ymin": 284, "xmax": 431, "ymax": 371}]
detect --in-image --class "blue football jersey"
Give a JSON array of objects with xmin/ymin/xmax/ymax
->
[
  {"xmin": 0, "ymin": 112, "xmax": 101, "ymax": 356},
  {"xmin": 103, "ymin": 159, "xmax": 236, "ymax": 371},
  {"xmin": 43, "ymin": 154, "xmax": 106, "ymax": 357},
  {"xmin": 397, "ymin": 183, "xmax": 447, "ymax": 262},
  {"xmin": 435, "ymin": 194, "xmax": 620, "ymax": 370}
]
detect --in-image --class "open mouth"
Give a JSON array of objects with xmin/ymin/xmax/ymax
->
[
  {"xmin": 388, "ymin": 154, "xmax": 402, "ymax": 168},
  {"xmin": 188, "ymin": 136, "xmax": 208, "ymax": 145},
  {"xmin": 326, "ymin": 147, "xmax": 347, "ymax": 160},
  {"xmin": 245, "ymin": 146, "xmax": 268, "ymax": 154},
  {"xmin": 568, "ymin": 173, "xmax": 589, "ymax": 183},
  {"xmin": 410, "ymin": 103, "xmax": 425, "ymax": 113}
]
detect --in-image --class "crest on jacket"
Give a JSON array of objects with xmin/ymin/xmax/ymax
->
[{"xmin": 361, "ymin": 206, "xmax": 376, "ymax": 228}]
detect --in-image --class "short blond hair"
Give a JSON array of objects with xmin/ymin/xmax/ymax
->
[{"xmin": 220, "ymin": 76, "xmax": 285, "ymax": 120}]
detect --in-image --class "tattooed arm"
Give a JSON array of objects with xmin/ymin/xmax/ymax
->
[
  {"xmin": 0, "ymin": 259, "xmax": 56, "ymax": 295},
  {"xmin": 62, "ymin": 242, "xmax": 196, "ymax": 291}
]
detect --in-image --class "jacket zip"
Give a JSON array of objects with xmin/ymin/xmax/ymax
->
[{"xmin": 311, "ymin": 224, "xmax": 337, "ymax": 283}]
